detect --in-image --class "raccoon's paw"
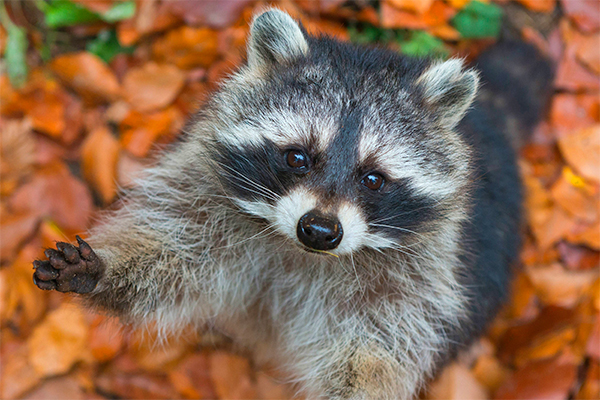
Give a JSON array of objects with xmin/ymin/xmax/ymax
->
[{"xmin": 33, "ymin": 236, "xmax": 103, "ymax": 294}]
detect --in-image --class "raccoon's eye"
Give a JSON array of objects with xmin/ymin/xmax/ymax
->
[
  {"xmin": 285, "ymin": 150, "xmax": 309, "ymax": 171},
  {"xmin": 362, "ymin": 173, "xmax": 385, "ymax": 191}
]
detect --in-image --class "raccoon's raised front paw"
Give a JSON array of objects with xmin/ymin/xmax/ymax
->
[{"xmin": 33, "ymin": 236, "xmax": 103, "ymax": 294}]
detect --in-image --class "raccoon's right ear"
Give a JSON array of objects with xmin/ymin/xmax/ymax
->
[
  {"xmin": 247, "ymin": 9, "xmax": 308, "ymax": 69},
  {"xmin": 416, "ymin": 59, "xmax": 479, "ymax": 130}
]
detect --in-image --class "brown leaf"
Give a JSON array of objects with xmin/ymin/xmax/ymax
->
[
  {"xmin": 120, "ymin": 106, "xmax": 184, "ymax": 157},
  {"xmin": 117, "ymin": 0, "xmax": 180, "ymax": 46},
  {"xmin": 550, "ymin": 94, "xmax": 598, "ymax": 138},
  {"xmin": 0, "ymin": 213, "xmax": 39, "ymax": 263},
  {"xmin": 557, "ymin": 241, "xmax": 600, "ymax": 270},
  {"xmin": 7, "ymin": 162, "xmax": 93, "ymax": 232},
  {"xmin": 28, "ymin": 302, "xmax": 89, "ymax": 376},
  {"xmin": 50, "ymin": 52, "xmax": 121, "ymax": 104},
  {"xmin": 472, "ymin": 355, "xmax": 509, "ymax": 393},
  {"xmin": 561, "ymin": 0, "xmax": 600, "ymax": 33},
  {"xmin": 577, "ymin": 360, "xmax": 600, "ymax": 400},
  {"xmin": 123, "ymin": 62, "xmax": 185, "ymax": 113},
  {"xmin": 1, "ymin": 244, "xmax": 47, "ymax": 331},
  {"xmin": 22, "ymin": 376, "xmax": 85, "ymax": 400},
  {"xmin": 587, "ymin": 315, "xmax": 600, "ymax": 359},
  {"xmin": 81, "ymin": 125, "xmax": 120, "ymax": 204},
  {"xmin": 494, "ymin": 356, "xmax": 578, "ymax": 400},
  {"xmin": 567, "ymin": 220, "xmax": 600, "ymax": 249},
  {"xmin": 516, "ymin": 0, "xmax": 556, "ymax": 12},
  {"xmin": 427, "ymin": 363, "xmax": 488, "ymax": 400},
  {"xmin": 96, "ymin": 372, "xmax": 178, "ymax": 399},
  {"xmin": 0, "ymin": 118, "xmax": 35, "ymax": 196},
  {"xmin": 210, "ymin": 351, "xmax": 257, "ymax": 400},
  {"xmin": 152, "ymin": 26, "xmax": 219, "ymax": 70},
  {"xmin": 89, "ymin": 315, "xmax": 124, "ymax": 362},
  {"xmin": 165, "ymin": 0, "xmax": 252, "ymax": 29},
  {"xmin": 380, "ymin": 2, "xmax": 428, "ymax": 29},
  {"xmin": 168, "ymin": 352, "xmax": 217, "ymax": 399},
  {"xmin": 0, "ymin": 343, "xmax": 44, "ymax": 399},
  {"xmin": 526, "ymin": 263, "xmax": 598, "ymax": 307},
  {"xmin": 550, "ymin": 167, "xmax": 599, "ymax": 222},
  {"xmin": 558, "ymin": 125, "xmax": 600, "ymax": 183},
  {"xmin": 555, "ymin": 43, "xmax": 600, "ymax": 92},
  {"xmin": 575, "ymin": 33, "xmax": 600, "ymax": 75},
  {"xmin": 386, "ymin": 0, "xmax": 434, "ymax": 14}
]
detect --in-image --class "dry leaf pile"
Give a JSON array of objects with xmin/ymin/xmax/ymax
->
[{"xmin": 1, "ymin": 1, "xmax": 598, "ymax": 399}]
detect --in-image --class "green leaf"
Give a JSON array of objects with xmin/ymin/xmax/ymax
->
[
  {"xmin": 100, "ymin": 1, "xmax": 135, "ymax": 23},
  {"xmin": 5, "ymin": 24, "xmax": 29, "ymax": 88},
  {"xmin": 40, "ymin": 0, "xmax": 101, "ymax": 28},
  {"xmin": 451, "ymin": 0, "xmax": 503, "ymax": 39},
  {"xmin": 397, "ymin": 31, "xmax": 449, "ymax": 59},
  {"xmin": 348, "ymin": 23, "xmax": 396, "ymax": 45},
  {"xmin": 86, "ymin": 29, "xmax": 134, "ymax": 63}
]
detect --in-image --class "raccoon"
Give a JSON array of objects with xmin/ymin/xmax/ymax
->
[{"xmin": 33, "ymin": 9, "xmax": 553, "ymax": 400}]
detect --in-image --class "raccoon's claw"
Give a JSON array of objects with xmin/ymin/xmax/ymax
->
[{"xmin": 33, "ymin": 236, "xmax": 103, "ymax": 294}]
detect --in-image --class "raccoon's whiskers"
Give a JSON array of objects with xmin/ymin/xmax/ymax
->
[{"xmin": 215, "ymin": 161, "xmax": 281, "ymax": 201}]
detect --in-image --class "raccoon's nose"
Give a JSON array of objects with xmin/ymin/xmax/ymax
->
[{"xmin": 297, "ymin": 211, "xmax": 343, "ymax": 251}]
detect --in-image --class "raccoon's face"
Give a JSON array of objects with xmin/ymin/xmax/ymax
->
[{"xmin": 207, "ymin": 10, "xmax": 478, "ymax": 256}]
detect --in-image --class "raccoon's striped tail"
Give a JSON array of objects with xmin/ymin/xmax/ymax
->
[{"xmin": 473, "ymin": 41, "xmax": 555, "ymax": 149}]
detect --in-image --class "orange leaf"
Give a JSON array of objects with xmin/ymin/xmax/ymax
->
[
  {"xmin": 50, "ymin": 52, "xmax": 121, "ymax": 105},
  {"xmin": 427, "ymin": 363, "xmax": 488, "ymax": 400},
  {"xmin": 209, "ymin": 351, "xmax": 257, "ymax": 400},
  {"xmin": 561, "ymin": 0, "xmax": 600, "ymax": 33},
  {"xmin": 89, "ymin": 315, "xmax": 124, "ymax": 362},
  {"xmin": 526, "ymin": 263, "xmax": 599, "ymax": 307},
  {"xmin": 168, "ymin": 352, "xmax": 217, "ymax": 399},
  {"xmin": 120, "ymin": 106, "xmax": 184, "ymax": 157},
  {"xmin": 7, "ymin": 162, "xmax": 93, "ymax": 232},
  {"xmin": 0, "ymin": 343, "xmax": 44, "ymax": 399},
  {"xmin": 152, "ymin": 26, "xmax": 219, "ymax": 70},
  {"xmin": 386, "ymin": 0, "xmax": 434, "ymax": 14},
  {"xmin": 27, "ymin": 303, "xmax": 89, "ymax": 376},
  {"xmin": 81, "ymin": 125, "xmax": 120, "ymax": 204},
  {"xmin": 516, "ymin": 0, "xmax": 556, "ymax": 12},
  {"xmin": 380, "ymin": 1, "xmax": 428, "ymax": 29},
  {"xmin": 575, "ymin": 33, "xmax": 600, "ymax": 75},
  {"xmin": 0, "ymin": 213, "xmax": 39, "ymax": 263},
  {"xmin": 558, "ymin": 125, "xmax": 600, "ymax": 183},
  {"xmin": 494, "ymin": 356, "xmax": 578, "ymax": 400},
  {"xmin": 550, "ymin": 94, "xmax": 598, "ymax": 138},
  {"xmin": 123, "ymin": 63, "xmax": 185, "ymax": 113},
  {"xmin": 550, "ymin": 167, "xmax": 600, "ymax": 222}
]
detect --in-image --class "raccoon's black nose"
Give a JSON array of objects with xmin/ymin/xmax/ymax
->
[{"xmin": 297, "ymin": 211, "xmax": 343, "ymax": 251}]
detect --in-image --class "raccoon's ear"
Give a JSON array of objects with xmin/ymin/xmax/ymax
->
[
  {"xmin": 247, "ymin": 9, "xmax": 308, "ymax": 69},
  {"xmin": 416, "ymin": 59, "xmax": 479, "ymax": 130}
]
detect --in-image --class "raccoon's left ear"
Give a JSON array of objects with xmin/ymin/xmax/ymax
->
[
  {"xmin": 247, "ymin": 9, "xmax": 308, "ymax": 69},
  {"xmin": 416, "ymin": 59, "xmax": 479, "ymax": 130}
]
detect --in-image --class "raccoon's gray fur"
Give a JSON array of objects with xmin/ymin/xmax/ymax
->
[{"xmin": 33, "ymin": 9, "xmax": 554, "ymax": 400}]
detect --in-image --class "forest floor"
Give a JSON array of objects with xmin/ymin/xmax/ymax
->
[{"xmin": 1, "ymin": 0, "xmax": 599, "ymax": 399}]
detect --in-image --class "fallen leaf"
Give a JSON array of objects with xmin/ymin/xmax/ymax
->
[
  {"xmin": 577, "ymin": 360, "xmax": 600, "ymax": 400},
  {"xmin": 0, "ymin": 118, "xmax": 34, "ymax": 196},
  {"xmin": 22, "ymin": 376, "xmax": 85, "ymax": 400},
  {"xmin": 96, "ymin": 371, "xmax": 178, "ymax": 399},
  {"xmin": 427, "ymin": 362, "xmax": 488, "ymax": 400},
  {"xmin": 386, "ymin": 0, "xmax": 434, "ymax": 14},
  {"xmin": 28, "ymin": 302, "xmax": 89, "ymax": 376},
  {"xmin": 526, "ymin": 263, "xmax": 598, "ymax": 307},
  {"xmin": 587, "ymin": 314, "xmax": 600, "ymax": 359},
  {"xmin": 567, "ymin": 220, "xmax": 600, "ymax": 249},
  {"xmin": 168, "ymin": 352, "xmax": 217, "ymax": 399},
  {"xmin": 513, "ymin": 326, "xmax": 576, "ymax": 366},
  {"xmin": 89, "ymin": 315, "xmax": 124, "ymax": 362},
  {"xmin": 0, "ymin": 213, "xmax": 39, "ymax": 263},
  {"xmin": 381, "ymin": 2, "xmax": 428, "ymax": 29},
  {"xmin": 152, "ymin": 26, "xmax": 219, "ymax": 70},
  {"xmin": 210, "ymin": 351, "xmax": 257, "ymax": 400},
  {"xmin": 81, "ymin": 125, "xmax": 120, "ymax": 204},
  {"xmin": 550, "ymin": 94, "xmax": 598, "ymax": 138},
  {"xmin": 0, "ymin": 343, "xmax": 44, "ymax": 399},
  {"xmin": 494, "ymin": 356, "xmax": 578, "ymax": 400},
  {"xmin": 575, "ymin": 33, "xmax": 600, "ymax": 75},
  {"xmin": 122, "ymin": 62, "xmax": 185, "ymax": 113},
  {"xmin": 117, "ymin": 0, "xmax": 180, "ymax": 46},
  {"xmin": 557, "ymin": 241, "xmax": 600, "ymax": 270},
  {"xmin": 120, "ymin": 106, "xmax": 184, "ymax": 157},
  {"xmin": 558, "ymin": 125, "xmax": 600, "ymax": 183},
  {"xmin": 7, "ymin": 162, "xmax": 93, "ymax": 232},
  {"xmin": 50, "ymin": 52, "xmax": 121, "ymax": 104},
  {"xmin": 555, "ymin": 48, "xmax": 600, "ymax": 92},
  {"xmin": 550, "ymin": 168, "xmax": 599, "ymax": 222},
  {"xmin": 472, "ymin": 355, "xmax": 508, "ymax": 393},
  {"xmin": 561, "ymin": 0, "xmax": 600, "ymax": 33},
  {"xmin": 516, "ymin": 0, "xmax": 556, "ymax": 12},
  {"xmin": 165, "ymin": 0, "xmax": 252, "ymax": 29}
]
